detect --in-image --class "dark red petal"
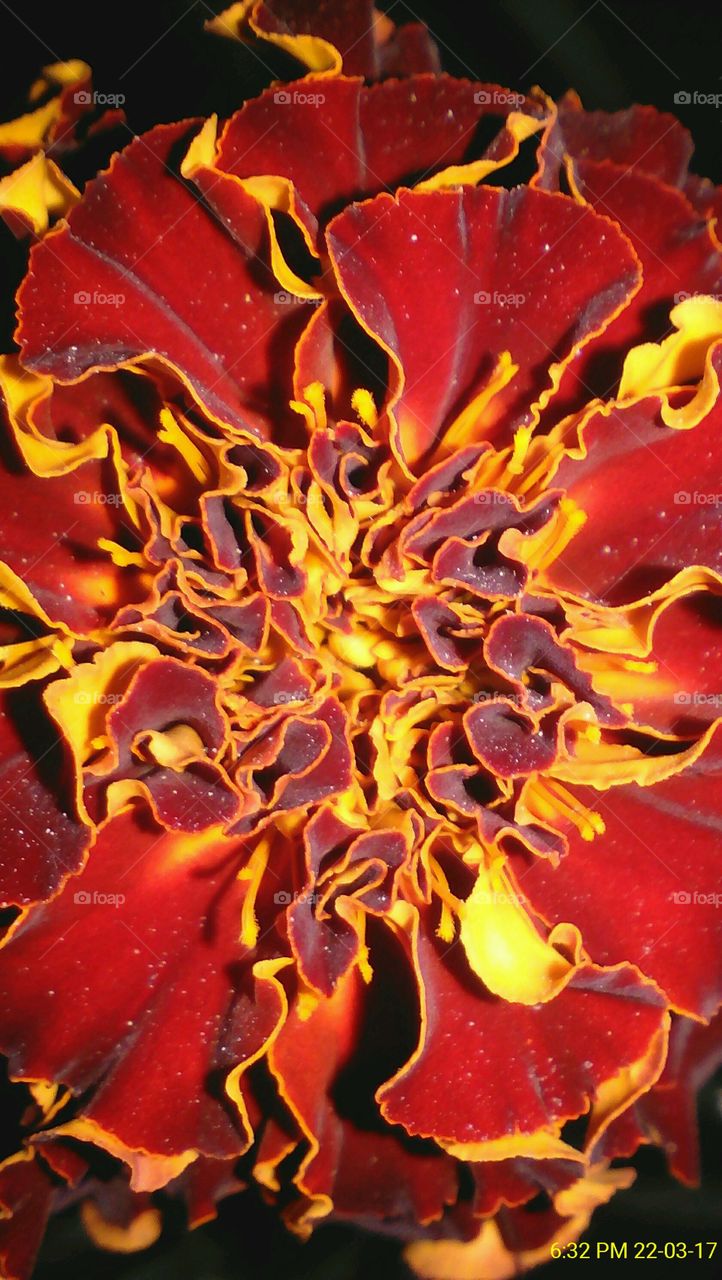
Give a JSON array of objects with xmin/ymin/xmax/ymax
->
[
  {"xmin": 28, "ymin": 368, "xmax": 173, "ymax": 477},
  {"xmin": 684, "ymin": 172, "xmax": 722, "ymax": 226},
  {"xmin": 485, "ymin": 612, "xmax": 624, "ymax": 724},
  {"xmin": 511, "ymin": 724, "xmax": 722, "ymax": 1018},
  {"xmin": 412, "ymin": 597, "xmax": 474, "ymax": 671},
  {"xmin": 114, "ymin": 588, "xmax": 235, "ymax": 660},
  {"xmin": 543, "ymin": 378, "xmax": 722, "ymax": 605},
  {"xmin": 218, "ymin": 76, "xmax": 543, "ymax": 249},
  {"xmin": 292, "ymin": 297, "xmax": 389, "ymax": 428},
  {"xmin": 16, "ymin": 123, "xmax": 310, "ymax": 440},
  {"xmin": 377, "ymin": 21, "xmax": 441, "ymax": 77},
  {"xmin": 470, "ymin": 1153, "xmax": 582, "ymax": 1218},
  {"xmin": 0, "ymin": 685, "xmax": 89, "ymax": 907},
  {"xmin": 546, "ymin": 161, "xmax": 722, "ymax": 418},
  {"xmin": 327, "ymin": 186, "xmax": 640, "ymax": 465},
  {"xmin": 270, "ymin": 926, "xmax": 457, "ymax": 1226},
  {"xmin": 0, "ymin": 807, "xmax": 282, "ymax": 1167},
  {"xmin": 248, "ymin": 0, "xmax": 440, "ymax": 79},
  {"xmin": 537, "ymin": 95, "xmax": 693, "ymax": 191},
  {"xmin": 594, "ymin": 1011, "xmax": 722, "ymax": 1182},
  {"xmin": 618, "ymin": 591, "xmax": 722, "ymax": 735},
  {"xmin": 177, "ymin": 1154, "xmax": 244, "ymax": 1227},
  {"xmin": 0, "ymin": 1153, "xmax": 52, "ymax": 1280},
  {"xmin": 465, "ymin": 699, "xmax": 559, "ymax": 778},
  {"xmin": 0, "ymin": 428, "xmax": 146, "ymax": 633},
  {"xmin": 379, "ymin": 915, "xmax": 666, "ymax": 1145},
  {"xmin": 288, "ymin": 823, "xmax": 407, "ymax": 995},
  {"xmin": 64, "ymin": 656, "xmax": 241, "ymax": 832}
]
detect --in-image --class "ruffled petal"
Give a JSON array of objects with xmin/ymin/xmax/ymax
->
[
  {"xmin": 16, "ymin": 123, "xmax": 312, "ymax": 441},
  {"xmin": 327, "ymin": 186, "xmax": 640, "ymax": 466},
  {"xmin": 511, "ymin": 723, "xmax": 722, "ymax": 1019},
  {"xmin": 378, "ymin": 908, "xmax": 666, "ymax": 1151}
]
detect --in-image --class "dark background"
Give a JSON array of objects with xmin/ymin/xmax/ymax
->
[{"xmin": 0, "ymin": 0, "xmax": 721, "ymax": 1275}]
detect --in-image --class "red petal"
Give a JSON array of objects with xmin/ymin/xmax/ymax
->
[
  {"xmin": 16, "ymin": 123, "xmax": 310, "ymax": 440},
  {"xmin": 218, "ymin": 76, "xmax": 543, "ymax": 250},
  {"xmin": 379, "ymin": 913, "xmax": 666, "ymax": 1145},
  {"xmin": 0, "ymin": 807, "xmax": 284, "ymax": 1168},
  {"xmin": 327, "ymin": 186, "xmax": 640, "ymax": 465},
  {"xmin": 511, "ymin": 724, "xmax": 722, "ymax": 1018},
  {"xmin": 0, "ymin": 1153, "xmax": 52, "ymax": 1280},
  {"xmin": 270, "ymin": 926, "xmax": 457, "ymax": 1226},
  {"xmin": 545, "ymin": 162, "xmax": 722, "ymax": 419},
  {"xmin": 543, "ymin": 378, "xmax": 722, "ymax": 605},
  {"xmin": 288, "ymin": 816, "xmax": 407, "ymax": 995},
  {"xmin": 684, "ymin": 172, "xmax": 722, "ymax": 227},
  {"xmin": 485, "ymin": 613, "xmax": 623, "ymax": 724},
  {"xmin": 249, "ymin": 0, "xmax": 438, "ymax": 78},
  {"xmin": 0, "ymin": 426, "xmax": 147, "ymax": 632},
  {"xmin": 616, "ymin": 591, "xmax": 722, "ymax": 735},
  {"xmin": 594, "ymin": 1010, "xmax": 722, "ymax": 1182},
  {"xmin": 537, "ymin": 95, "xmax": 692, "ymax": 191},
  {"xmin": 81, "ymin": 657, "xmax": 240, "ymax": 831},
  {"xmin": 30, "ymin": 368, "xmax": 190, "ymax": 484},
  {"xmin": 0, "ymin": 685, "xmax": 88, "ymax": 907},
  {"xmin": 470, "ymin": 1153, "xmax": 582, "ymax": 1217}
]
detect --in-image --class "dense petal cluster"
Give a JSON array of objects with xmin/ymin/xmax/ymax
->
[{"xmin": 1, "ymin": 4, "xmax": 722, "ymax": 1276}]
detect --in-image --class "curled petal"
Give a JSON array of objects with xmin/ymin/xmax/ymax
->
[
  {"xmin": 17, "ymin": 123, "xmax": 311, "ymax": 441},
  {"xmin": 510, "ymin": 722, "xmax": 722, "ymax": 1019},
  {"xmin": 0, "ymin": 808, "xmax": 292, "ymax": 1185},
  {"xmin": 378, "ymin": 907, "xmax": 667, "ymax": 1151}
]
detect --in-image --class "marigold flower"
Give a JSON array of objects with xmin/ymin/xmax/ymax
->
[{"xmin": 1, "ymin": 3, "xmax": 722, "ymax": 1277}]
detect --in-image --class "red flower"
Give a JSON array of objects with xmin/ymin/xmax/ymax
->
[{"xmin": 1, "ymin": 4, "xmax": 722, "ymax": 1276}]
